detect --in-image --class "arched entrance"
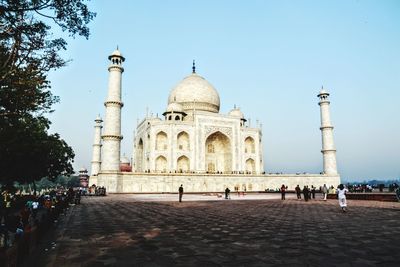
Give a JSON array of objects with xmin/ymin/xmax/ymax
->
[
  {"xmin": 245, "ymin": 158, "xmax": 255, "ymax": 173},
  {"xmin": 205, "ymin": 132, "xmax": 232, "ymax": 173},
  {"xmin": 155, "ymin": 156, "xmax": 167, "ymax": 173},
  {"xmin": 156, "ymin": 131, "xmax": 168, "ymax": 151},
  {"xmin": 177, "ymin": 156, "xmax": 190, "ymax": 172}
]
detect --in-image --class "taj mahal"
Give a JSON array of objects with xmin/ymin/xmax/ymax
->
[{"xmin": 89, "ymin": 49, "xmax": 341, "ymax": 193}]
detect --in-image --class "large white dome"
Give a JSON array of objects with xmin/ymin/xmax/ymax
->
[{"xmin": 168, "ymin": 73, "xmax": 220, "ymax": 113}]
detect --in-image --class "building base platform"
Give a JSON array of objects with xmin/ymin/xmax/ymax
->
[{"xmin": 91, "ymin": 172, "xmax": 341, "ymax": 193}]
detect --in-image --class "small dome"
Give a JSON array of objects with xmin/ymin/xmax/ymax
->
[
  {"xmin": 120, "ymin": 156, "xmax": 130, "ymax": 164},
  {"xmin": 108, "ymin": 49, "xmax": 125, "ymax": 61},
  {"xmin": 168, "ymin": 73, "xmax": 220, "ymax": 113},
  {"xmin": 318, "ymin": 87, "xmax": 329, "ymax": 97},
  {"xmin": 79, "ymin": 167, "xmax": 87, "ymax": 172},
  {"xmin": 166, "ymin": 102, "xmax": 184, "ymax": 113},
  {"xmin": 229, "ymin": 108, "xmax": 244, "ymax": 119},
  {"xmin": 111, "ymin": 49, "xmax": 121, "ymax": 57}
]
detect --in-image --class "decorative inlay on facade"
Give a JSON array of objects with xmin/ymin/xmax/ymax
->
[{"xmin": 204, "ymin": 126, "xmax": 232, "ymax": 139}]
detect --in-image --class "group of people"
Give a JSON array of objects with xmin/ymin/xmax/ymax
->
[
  {"xmin": 286, "ymin": 183, "xmax": 349, "ymax": 212},
  {"xmin": 0, "ymin": 187, "xmax": 83, "ymax": 250},
  {"xmin": 292, "ymin": 185, "xmax": 322, "ymax": 201},
  {"xmin": 178, "ymin": 183, "xmax": 350, "ymax": 212},
  {"xmin": 87, "ymin": 185, "xmax": 107, "ymax": 196}
]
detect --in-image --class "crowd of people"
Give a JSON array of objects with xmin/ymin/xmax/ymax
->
[
  {"xmin": 281, "ymin": 183, "xmax": 349, "ymax": 211},
  {"xmin": 1, "ymin": 188, "xmax": 79, "ymax": 250},
  {"xmin": 0, "ymin": 185, "xmax": 107, "ymax": 265}
]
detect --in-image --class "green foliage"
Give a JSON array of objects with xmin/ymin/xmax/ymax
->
[
  {"xmin": 33, "ymin": 175, "xmax": 80, "ymax": 191},
  {"xmin": 0, "ymin": 0, "xmax": 95, "ymax": 185},
  {"xmin": 0, "ymin": 111, "xmax": 75, "ymax": 184}
]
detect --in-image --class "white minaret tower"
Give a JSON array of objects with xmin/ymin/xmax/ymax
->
[
  {"xmin": 318, "ymin": 87, "xmax": 338, "ymax": 175},
  {"xmin": 90, "ymin": 115, "xmax": 103, "ymax": 176},
  {"xmin": 101, "ymin": 49, "xmax": 125, "ymax": 172}
]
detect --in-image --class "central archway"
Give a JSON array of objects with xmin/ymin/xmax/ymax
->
[{"xmin": 205, "ymin": 131, "xmax": 232, "ymax": 173}]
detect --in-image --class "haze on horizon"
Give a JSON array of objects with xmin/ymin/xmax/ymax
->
[{"xmin": 47, "ymin": 0, "xmax": 400, "ymax": 182}]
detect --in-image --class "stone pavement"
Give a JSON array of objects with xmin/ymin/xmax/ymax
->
[{"xmin": 31, "ymin": 194, "xmax": 400, "ymax": 266}]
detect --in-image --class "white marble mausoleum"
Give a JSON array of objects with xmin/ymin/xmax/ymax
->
[{"xmin": 89, "ymin": 50, "xmax": 341, "ymax": 193}]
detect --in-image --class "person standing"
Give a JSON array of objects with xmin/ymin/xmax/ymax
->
[
  {"xmin": 337, "ymin": 184, "xmax": 349, "ymax": 212},
  {"xmin": 303, "ymin": 186, "xmax": 309, "ymax": 202},
  {"xmin": 311, "ymin": 186, "xmax": 316, "ymax": 199},
  {"xmin": 225, "ymin": 187, "xmax": 231, "ymax": 199},
  {"xmin": 322, "ymin": 184, "xmax": 328, "ymax": 201},
  {"xmin": 295, "ymin": 185, "xmax": 301, "ymax": 200},
  {"xmin": 178, "ymin": 184, "xmax": 184, "ymax": 202},
  {"xmin": 280, "ymin": 184, "xmax": 287, "ymax": 200}
]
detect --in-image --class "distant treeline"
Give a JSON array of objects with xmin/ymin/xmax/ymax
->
[
  {"xmin": 2, "ymin": 176, "xmax": 81, "ymax": 193},
  {"xmin": 343, "ymin": 179, "xmax": 399, "ymax": 186}
]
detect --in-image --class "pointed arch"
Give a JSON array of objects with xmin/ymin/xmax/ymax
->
[
  {"xmin": 156, "ymin": 131, "xmax": 168, "ymax": 151},
  {"xmin": 155, "ymin": 155, "xmax": 167, "ymax": 173},
  {"xmin": 245, "ymin": 158, "xmax": 255, "ymax": 173},
  {"xmin": 205, "ymin": 131, "xmax": 232, "ymax": 173},
  {"xmin": 177, "ymin": 131, "xmax": 190, "ymax": 151},
  {"xmin": 245, "ymin": 136, "xmax": 255, "ymax": 153},
  {"xmin": 177, "ymin": 155, "xmax": 190, "ymax": 172}
]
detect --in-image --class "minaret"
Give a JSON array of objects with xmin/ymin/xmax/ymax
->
[
  {"xmin": 318, "ymin": 87, "xmax": 338, "ymax": 175},
  {"xmin": 90, "ymin": 115, "xmax": 103, "ymax": 176},
  {"xmin": 101, "ymin": 49, "xmax": 125, "ymax": 172}
]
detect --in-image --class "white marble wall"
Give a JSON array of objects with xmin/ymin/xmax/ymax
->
[
  {"xmin": 96, "ymin": 172, "xmax": 341, "ymax": 193},
  {"xmin": 132, "ymin": 112, "xmax": 262, "ymax": 174}
]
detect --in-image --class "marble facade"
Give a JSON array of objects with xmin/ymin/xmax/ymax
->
[{"xmin": 90, "ymin": 50, "xmax": 341, "ymax": 193}]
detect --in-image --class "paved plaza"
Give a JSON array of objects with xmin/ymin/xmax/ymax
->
[{"xmin": 31, "ymin": 194, "xmax": 400, "ymax": 266}]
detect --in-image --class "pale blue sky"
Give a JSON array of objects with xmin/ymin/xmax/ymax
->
[{"xmin": 48, "ymin": 0, "xmax": 400, "ymax": 182}]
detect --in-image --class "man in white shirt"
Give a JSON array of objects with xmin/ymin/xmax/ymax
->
[{"xmin": 337, "ymin": 184, "xmax": 349, "ymax": 212}]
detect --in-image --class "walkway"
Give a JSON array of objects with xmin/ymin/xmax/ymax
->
[{"xmin": 32, "ymin": 194, "xmax": 400, "ymax": 266}]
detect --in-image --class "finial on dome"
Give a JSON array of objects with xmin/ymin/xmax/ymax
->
[
  {"xmin": 117, "ymin": 45, "xmax": 119, "ymax": 50},
  {"xmin": 192, "ymin": 60, "xmax": 196, "ymax": 73},
  {"xmin": 234, "ymin": 104, "xmax": 237, "ymax": 109}
]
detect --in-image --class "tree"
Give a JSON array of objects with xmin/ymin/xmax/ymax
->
[{"xmin": 0, "ymin": 1, "xmax": 95, "ymax": 186}]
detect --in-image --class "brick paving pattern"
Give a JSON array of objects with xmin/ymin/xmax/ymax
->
[{"xmin": 32, "ymin": 195, "xmax": 400, "ymax": 266}]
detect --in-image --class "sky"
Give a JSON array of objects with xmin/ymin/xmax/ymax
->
[{"xmin": 47, "ymin": 0, "xmax": 400, "ymax": 182}]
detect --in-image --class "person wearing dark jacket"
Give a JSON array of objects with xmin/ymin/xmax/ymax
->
[
  {"xmin": 178, "ymin": 185, "xmax": 184, "ymax": 202},
  {"xmin": 303, "ymin": 186, "xmax": 309, "ymax": 202}
]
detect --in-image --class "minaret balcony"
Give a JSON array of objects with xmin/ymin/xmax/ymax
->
[
  {"xmin": 104, "ymin": 101, "xmax": 124, "ymax": 107},
  {"xmin": 102, "ymin": 134, "xmax": 123, "ymax": 140},
  {"xmin": 108, "ymin": 65, "xmax": 124, "ymax": 72},
  {"xmin": 320, "ymin": 125, "xmax": 334, "ymax": 130}
]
